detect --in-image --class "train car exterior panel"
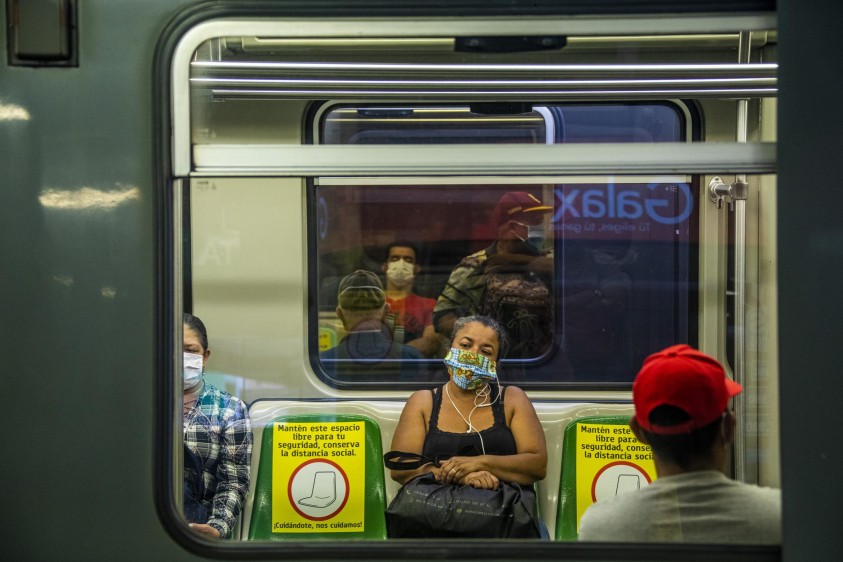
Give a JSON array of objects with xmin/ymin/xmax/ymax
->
[{"xmin": 3, "ymin": 1, "xmax": 841, "ymax": 560}]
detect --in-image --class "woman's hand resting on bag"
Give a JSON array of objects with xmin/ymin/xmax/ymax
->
[
  {"xmin": 433, "ymin": 458, "xmax": 500, "ymax": 489},
  {"xmin": 436, "ymin": 456, "xmax": 492, "ymax": 485},
  {"xmin": 462, "ymin": 470, "xmax": 499, "ymax": 490},
  {"xmin": 437, "ymin": 455, "xmax": 477, "ymax": 483}
]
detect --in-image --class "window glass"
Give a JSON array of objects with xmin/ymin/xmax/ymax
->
[
  {"xmin": 175, "ymin": 20, "xmax": 778, "ymax": 551},
  {"xmin": 312, "ymin": 178, "xmax": 694, "ymax": 387},
  {"xmin": 321, "ymin": 106, "xmax": 550, "ymax": 145},
  {"xmin": 313, "ymin": 103, "xmax": 691, "ymax": 387},
  {"xmin": 320, "ymin": 104, "xmax": 683, "ymax": 145}
]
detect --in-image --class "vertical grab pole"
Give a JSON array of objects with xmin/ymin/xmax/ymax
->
[
  {"xmin": 733, "ymin": 194, "xmax": 748, "ymax": 483},
  {"xmin": 733, "ymin": 30, "xmax": 751, "ymax": 483}
]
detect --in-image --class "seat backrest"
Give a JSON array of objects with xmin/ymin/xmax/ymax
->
[
  {"xmin": 248, "ymin": 413, "xmax": 387, "ymax": 540},
  {"xmin": 555, "ymin": 415, "xmax": 657, "ymax": 540}
]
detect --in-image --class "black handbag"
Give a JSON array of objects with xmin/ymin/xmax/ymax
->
[{"xmin": 383, "ymin": 451, "xmax": 541, "ymax": 539}]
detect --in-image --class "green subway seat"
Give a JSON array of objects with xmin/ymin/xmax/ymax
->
[
  {"xmin": 248, "ymin": 413, "xmax": 387, "ymax": 540},
  {"xmin": 556, "ymin": 415, "xmax": 636, "ymax": 541}
]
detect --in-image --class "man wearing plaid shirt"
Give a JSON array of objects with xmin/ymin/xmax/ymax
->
[{"xmin": 183, "ymin": 313, "xmax": 253, "ymax": 539}]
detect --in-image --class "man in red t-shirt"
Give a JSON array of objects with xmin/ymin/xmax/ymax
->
[{"xmin": 382, "ymin": 242, "xmax": 442, "ymax": 357}]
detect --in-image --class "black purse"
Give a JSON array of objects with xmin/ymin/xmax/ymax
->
[{"xmin": 383, "ymin": 451, "xmax": 541, "ymax": 539}]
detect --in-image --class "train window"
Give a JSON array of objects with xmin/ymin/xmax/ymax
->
[
  {"xmin": 168, "ymin": 12, "xmax": 778, "ymax": 557},
  {"xmin": 311, "ymin": 103, "xmax": 692, "ymax": 389},
  {"xmin": 319, "ymin": 104, "xmax": 684, "ymax": 145},
  {"xmin": 320, "ymin": 106, "xmax": 552, "ymax": 145},
  {"xmin": 311, "ymin": 178, "xmax": 695, "ymax": 388}
]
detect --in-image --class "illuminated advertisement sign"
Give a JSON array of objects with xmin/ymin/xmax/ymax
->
[{"xmin": 551, "ymin": 183, "xmax": 693, "ymax": 240}]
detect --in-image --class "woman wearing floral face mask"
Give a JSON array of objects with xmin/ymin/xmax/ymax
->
[
  {"xmin": 389, "ymin": 315, "xmax": 547, "ymax": 492},
  {"xmin": 182, "ymin": 313, "xmax": 253, "ymax": 539}
]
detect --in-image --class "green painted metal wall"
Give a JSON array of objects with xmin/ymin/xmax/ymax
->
[
  {"xmin": 2, "ymin": 0, "xmax": 842, "ymax": 559},
  {"xmin": 1, "ymin": 1, "xmax": 195, "ymax": 559}
]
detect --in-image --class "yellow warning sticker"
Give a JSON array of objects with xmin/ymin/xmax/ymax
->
[
  {"xmin": 271, "ymin": 421, "xmax": 366, "ymax": 533},
  {"xmin": 575, "ymin": 423, "xmax": 658, "ymax": 531}
]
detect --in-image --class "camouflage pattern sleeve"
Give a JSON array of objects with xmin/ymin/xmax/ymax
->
[{"xmin": 432, "ymin": 250, "xmax": 487, "ymax": 325}]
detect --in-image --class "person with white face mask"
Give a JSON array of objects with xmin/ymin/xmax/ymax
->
[
  {"xmin": 381, "ymin": 242, "xmax": 442, "ymax": 357},
  {"xmin": 183, "ymin": 351, "xmax": 204, "ymax": 391},
  {"xmin": 433, "ymin": 191, "xmax": 554, "ymax": 362},
  {"xmin": 182, "ymin": 313, "xmax": 253, "ymax": 540}
]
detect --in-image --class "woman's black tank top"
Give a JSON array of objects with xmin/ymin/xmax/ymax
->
[{"xmin": 422, "ymin": 384, "xmax": 517, "ymax": 460}]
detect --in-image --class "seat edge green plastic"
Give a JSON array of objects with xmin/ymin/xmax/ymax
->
[{"xmin": 555, "ymin": 415, "xmax": 632, "ymax": 541}]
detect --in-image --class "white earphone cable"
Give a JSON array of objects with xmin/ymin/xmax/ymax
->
[{"xmin": 444, "ymin": 380, "xmax": 501, "ymax": 456}]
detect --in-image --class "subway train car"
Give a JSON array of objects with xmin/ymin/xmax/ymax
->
[{"xmin": 3, "ymin": 0, "xmax": 841, "ymax": 560}]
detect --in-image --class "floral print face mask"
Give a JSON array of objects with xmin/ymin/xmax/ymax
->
[{"xmin": 444, "ymin": 347, "xmax": 497, "ymax": 390}]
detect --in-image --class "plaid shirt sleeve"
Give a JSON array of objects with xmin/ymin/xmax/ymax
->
[{"xmin": 206, "ymin": 392, "xmax": 253, "ymax": 539}]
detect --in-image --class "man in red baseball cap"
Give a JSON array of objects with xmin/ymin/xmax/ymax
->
[
  {"xmin": 632, "ymin": 344, "xmax": 744, "ymax": 438},
  {"xmin": 578, "ymin": 344, "xmax": 780, "ymax": 543},
  {"xmin": 433, "ymin": 191, "xmax": 554, "ymax": 360},
  {"xmin": 491, "ymin": 191, "xmax": 554, "ymax": 229}
]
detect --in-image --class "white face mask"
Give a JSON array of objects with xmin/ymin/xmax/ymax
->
[
  {"xmin": 513, "ymin": 221, "xmax": 546, "ymax": 252},
  {"xmin": 183, "ymin": 352, "xmax": 204, "ymax": 390},
  {"xmin": 386, "ymin": 260, "xmax": 415, "ymax": 288}
]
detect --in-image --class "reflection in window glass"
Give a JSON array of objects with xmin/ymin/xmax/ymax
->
[
  {"xmin": 313, "ymin": 103, "xmax": 692, "ymax": 387},
  {"xmin": 321, "ymin": 106, "xmax": 549, "ymax": 145},
  {"xmin": 321, "ymin": 103, "xmax": 683, "ymax": 145},
  {"xmin": 312, "ymin": 180, "xmax": 695, "ymax": 387}
]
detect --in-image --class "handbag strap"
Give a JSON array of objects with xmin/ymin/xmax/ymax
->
[
  {"xmin": 383, "ymin": 450, "xmax": 435, "ymax": 470},
  {"xmin": 384, "ymin": 443, "xmax": 483, "ymax": 470}
]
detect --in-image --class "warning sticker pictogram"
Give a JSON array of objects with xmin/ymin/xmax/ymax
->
[
  {"xmin": 289, "ymin": 458, "xmax": 349, "ymax": 520},
  {"xmin": 591, "ymin": 460, "xmax": 653, "ymax": 503}
]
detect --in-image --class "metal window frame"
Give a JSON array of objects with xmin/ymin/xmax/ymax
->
[
  {"xmin": 162, "ymin": 11, "xmax": 781, "ymax": 559},
  {"xmin": 191, "ymin": 142, "xmax": 775, "ymax": 176},
  {"xmin": 171, "ymin": 14, "xmax": 776, "ymax": 176}
]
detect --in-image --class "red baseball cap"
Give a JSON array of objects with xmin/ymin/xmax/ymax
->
[
  {"xmin": 492, "ymin": 191, "xmax": 553, "ymax": 226},
  {"xmin": 633, "ymin": 344, "xmax": 743, "ymax": 435}
]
